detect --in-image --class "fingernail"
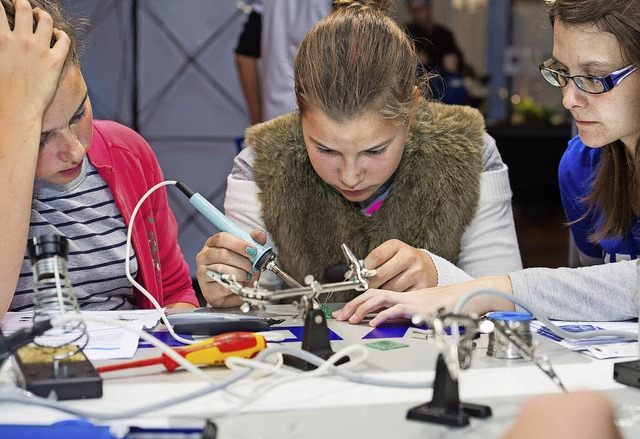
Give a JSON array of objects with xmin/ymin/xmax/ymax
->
[
  {"xmin": 246, "ymin": 273, "xmax": 252, "ymax": 280},
  {"xmin": 246, "ymin": 247, "xmax": 257, "ymax": 257},
  {"xmin": 252, "ymin": 267, "xmax": 260, "ymax": 273}
]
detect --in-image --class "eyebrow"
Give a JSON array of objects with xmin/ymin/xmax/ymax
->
[
  {"xmin": 309, "ymin": 135, "xmax": 393, "ymax": 152},
  {"xmin": 551, "ymin": 56, "xmax": 619, "ymax": 71},
  {"xmin": 41, "ymin": 90, "xmax": 89, "ymax": 137}
]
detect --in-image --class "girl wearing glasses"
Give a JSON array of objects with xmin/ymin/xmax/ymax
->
[{"xmin": 336, "ymin": 0, "xmax": 640, "ymax": 325}]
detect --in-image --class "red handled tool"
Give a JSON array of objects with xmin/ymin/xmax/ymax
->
[{"xmin": 97, "ymin": 331, "xmax": 266, "ymax": 374}]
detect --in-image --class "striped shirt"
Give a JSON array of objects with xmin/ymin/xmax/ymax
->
[{"xmin": 13, "ymin": 157, "xmax": 139, "ymax": 311}]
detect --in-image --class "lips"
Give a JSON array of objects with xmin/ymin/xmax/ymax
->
[
  {"xmin": 59, "ymin": 162, "xmax": 82, "ymax": 176},
  {"xmin": 341, "ymin": 189, "xmax": 366, "ymax": 197}
]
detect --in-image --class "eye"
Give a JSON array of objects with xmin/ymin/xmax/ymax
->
[
  {"xmin": 39, "ymin": 133, "xmax": 52, "ymax": 149},
  {"xmin": 316, "ymin": 146, "xmax": 335, "ymax": 155},
  {"xmin": 70, "ymin": 107, "xmax": 87, "ymax": 125},
  {"xmin": 366, "ymin": 147, "xmax": 387, "ymax": 156}
]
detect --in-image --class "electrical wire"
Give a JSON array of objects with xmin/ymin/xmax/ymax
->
[
  {"xmin": 124, "ymin": 180, "xmax": 196, "ymax": 345},
  {"xmin": 0, "ymin": 326, "xmax": 432, "ymax": 421}
]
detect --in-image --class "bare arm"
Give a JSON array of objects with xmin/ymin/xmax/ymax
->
[
  {"xmin": 0, "ymin": 0, "xmax": 70, "ymax": 319},
  {"xmin": 235, "ymin": 54, "xmax": 263, "ymax": 125}
]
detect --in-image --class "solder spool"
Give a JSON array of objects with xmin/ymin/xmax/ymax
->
[
  {"xmin": 27, "ymin": 234, "xmax": 87, "ymax": 358},
  {"xmin": 486, "ymin": 311, "xmax": 533, "ymax": 359}
]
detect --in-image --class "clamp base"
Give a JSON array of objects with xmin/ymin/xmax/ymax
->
[
  {"xmin": 284, "ymin": 308, "xmax": 349, "ymax": 371},
  {"xmin": 407, "ymin": 353, "xmax": 491, "ymax": 427}
]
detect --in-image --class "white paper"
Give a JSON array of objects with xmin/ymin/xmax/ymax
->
[
  {"xmin": 531, "ymin": 320, "xmax": 639, "ymax": 359},
  {"xmin": 1, "ymin": 310, "xmax": 164, "ymax": 360}
]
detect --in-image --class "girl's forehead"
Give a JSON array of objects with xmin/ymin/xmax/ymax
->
[{"xmin": 553, "ymin": 21, "xmax": 623, "ymax": 68}]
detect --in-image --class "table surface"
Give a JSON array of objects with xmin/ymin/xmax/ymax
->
[{"xmin": 1, "ymin": 305, "xmax": 639, "ymax": 438}]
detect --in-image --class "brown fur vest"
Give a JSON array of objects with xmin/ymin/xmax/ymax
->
[{"xmin": 247, "ymin": 101, "xmax": 484, "ymax": 298}]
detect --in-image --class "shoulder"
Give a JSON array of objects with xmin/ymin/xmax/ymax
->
[
  {"xmin": 480, "ymin": 133, "xmax": 506, "ymax": 172},
  {"xmin": 91, "ymin": 120, "xmax": 156, "ymax": 161},
  {"xmin": 413, "ymin": 101, "xmax": 485, "ymax": 146},
  {"xmin": 90, "ymin": 120, "xmax": 160, "ymax": 176}
]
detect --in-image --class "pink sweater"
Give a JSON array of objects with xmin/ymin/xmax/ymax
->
[{"xmin": 88, "ymin": 120, "xmax": 198, "ymax": 308}]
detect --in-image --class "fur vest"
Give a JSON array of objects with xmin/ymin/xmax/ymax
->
[{"xmin": 247, "ymin": 100, "xmax": 484, "ymax": 299}]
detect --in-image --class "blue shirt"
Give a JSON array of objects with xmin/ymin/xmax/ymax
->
[{"xmin": 559, "ymin": 135, "xmax": 640, "ymax": 261}]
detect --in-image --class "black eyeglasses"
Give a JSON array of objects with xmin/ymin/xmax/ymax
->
[{"xmin": 538, "ymin": 58, "xmax": 637, "ymax": 94}]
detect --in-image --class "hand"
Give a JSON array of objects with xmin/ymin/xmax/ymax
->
[
  {"xmin": 363, "ymin": 239, "xmax": 437, "ymax": 291},
  {"xmin": 195, "ymin": 229, "xmax": 266, "ymax": 308},
  {"xmin": 502, "ymin": 392, "xmax": 622, "ymax": 439},
  {"xmin": 0, "ymin": 0, "xmax": 70, "ymax": 119},
  {"xmin": 333, "ymin": 275, "xmax": 515, "ymax": 326}
]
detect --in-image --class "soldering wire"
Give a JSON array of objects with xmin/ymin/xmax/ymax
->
[
  {"xmin": 124, "ymin": 180, "xmax": 196, "ymax": 346},
  {"xmin": 452, "ymin": 289, "xmax": 639, "ymax": 341}
]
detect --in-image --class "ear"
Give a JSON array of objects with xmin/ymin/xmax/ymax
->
[{"xmin": 408, "ymin": 86, "xmax": 420, "ymax": 125}]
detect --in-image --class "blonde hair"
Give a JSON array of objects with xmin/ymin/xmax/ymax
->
[{"xmin": 294, "ymin": 0, "xmax": 425, "ymax": 124}]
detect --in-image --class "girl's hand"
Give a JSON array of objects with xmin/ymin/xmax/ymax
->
[
  {"xmin": 195, "ymin": 229, "xmax": 266, "ymax": 308},
  {"xmin": 0, "ymin": 0, "xmax": 70, "ymax": 120}
]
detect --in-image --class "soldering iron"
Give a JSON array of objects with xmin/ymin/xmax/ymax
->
[{"xmin": 175, "ymin": 181, "xmax": 301, "ymax": 288}]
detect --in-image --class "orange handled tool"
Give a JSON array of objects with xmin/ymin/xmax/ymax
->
[{"xmin": 97, "ymin": 331, "xmax": 266, "ymax": 374}]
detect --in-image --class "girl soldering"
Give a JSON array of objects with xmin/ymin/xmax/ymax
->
[{"xmin": 196, "ymin": 0, "xmax": 522, "ymax": 307}]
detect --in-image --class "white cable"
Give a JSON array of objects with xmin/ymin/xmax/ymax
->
[
  {"xmin": 222, "ymin": 344, "xmax": 369, "ymax": 407},
  {"xmin": 51, "ymin": 314, "xmax": 214, "ymax": 384},
  {"xmin": 0, "ymin": 342, "xmax": 433, "ymax": 420},
  {"xmin": 124, "ymin": 179, "xmax": 195, "ymax": 345}
]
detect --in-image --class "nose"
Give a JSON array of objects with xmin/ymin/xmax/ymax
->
[
  {"xmin": 339, "ymin": 158, "xmax": 363, "ymax": 189},
  {"xmin": 561, "ymin": 79, "xmax": 587, "ymax": 111},
  {"xmin": 57, "ymin": 129, "xmax": 85, "ymax": 164}
]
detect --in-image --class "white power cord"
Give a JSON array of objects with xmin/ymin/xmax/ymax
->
[{"xmin": 124, "ymin": 180, "xmax": 195, "ymax": 345}]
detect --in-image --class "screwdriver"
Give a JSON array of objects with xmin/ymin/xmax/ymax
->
[
  {"xmin": 175, "ymin": 181, "xmax": 302, "ymax": 288},
  {"xmin": 97, "ymin": 332, "xmax": 266, "ymax": 374}
]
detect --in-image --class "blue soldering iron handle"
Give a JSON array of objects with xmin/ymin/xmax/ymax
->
[{"xmin": 175, "ymin": 181, "xmax": 274, "ymax": 271}]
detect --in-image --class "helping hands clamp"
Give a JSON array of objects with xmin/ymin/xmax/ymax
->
[
  {"xmin": 206, "ymin": 244, "xmax": 376, "ymax": 370},
  {"xmin": 408, "ymin": 310, "xmax": 566, "ymax": 427}
]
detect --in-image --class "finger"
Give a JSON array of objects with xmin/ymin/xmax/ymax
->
[
  {"xmin": 32, "ymin": 7, "xmax": 52, "ymax": 42},
  {"xmin": 50, "ymin": 27, "xmax": 71, "ymax": 63},
  {"xmin": 332, "ymin": 289, "xmax": 378, "ymax": 321},
  {"xmin": 204, "ymin": 232, "xmax": 260, "ymax": 262},
  {"xmin": 12, "ymin": 0, "xmax": 33, "ymax": 34},
  {"xmin": 378, "ymin": 269, "xmax": 416, "ymax": 292},
  {"xmin": 363, "ymin": 239, "xmax": 402, "ymax": 270},
  {"xmin": 0, "ymin": 0, "xmax": 9, "ymax": 32},
  {"xmin": 197, "ymin": 246, "xmax": 254, "ymax": 277},
  {"xmin": 368, "ymin": 304, "xmax": 416, "ymax": 327},
  {"xmin": 249, "ymin": 229, "xmax": 267, "ymax": 245},
  {"xmin": 346, "ymin": 293, "xmax": 399, "ymax": 324},
  {"xmin": 200, "ymin": 261, "xmax": 258, "ymax": 284},
  {"xmin": 366, "ymin": 256, "xmax": 408, "ymax": 289}
]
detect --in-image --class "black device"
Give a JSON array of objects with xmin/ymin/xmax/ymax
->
[
  {"xmin": 172, "ymin": 318, "xmax": 284, "ymax": 336},
  {"xmin": 14, "ymin": 344, "xmax": 103, "ymax": 400},
  {"xmin": 614, "ymin": 359, "xmax": 640, "ymax": 388}
]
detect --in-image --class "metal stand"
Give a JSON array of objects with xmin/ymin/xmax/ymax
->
[
  {"xmin": 283, "ymin": 307, "xmax": 349, "ymax": 371},
  {"xmin": 406, "ymin": 353, "xmax": 492, "ymax": 427}
]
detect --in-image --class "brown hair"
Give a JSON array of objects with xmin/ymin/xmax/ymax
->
[
  {"xmin": 548, "ymin": 0, "xmax": 640, "ymax": 242},
  {"xmin": 294, "ymin": 0, "xmax": 426, "ymax": 124},
  {"xmin": 1, "ymin": 0, "xmax": 80, "ymax": 67}
]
